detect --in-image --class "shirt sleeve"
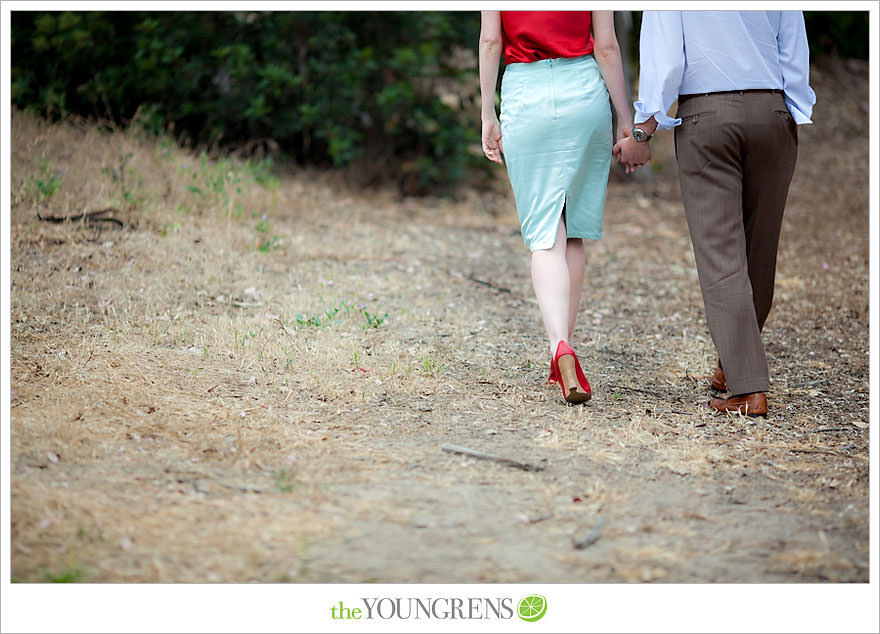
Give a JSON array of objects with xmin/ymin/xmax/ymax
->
[
  {"xmin": 633, "ymin": 11, "xmax": 685, "ymax": 129},
  {"xmin": 778, "ymin": 11, "xmax": 816, "ymax": 124}
]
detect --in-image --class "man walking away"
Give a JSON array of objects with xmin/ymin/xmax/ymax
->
[{"xmin": 614, "ymin": 11, "xmax": 816, "ymax": 415}]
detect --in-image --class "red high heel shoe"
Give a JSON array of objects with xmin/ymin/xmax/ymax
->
[
  {"xmin": 553, "ymin": 341, "xmax": 591, "ymax": 403},
  {"xmin": 548, "ymin": 359, "xmax": 560, "ymax": 384}
]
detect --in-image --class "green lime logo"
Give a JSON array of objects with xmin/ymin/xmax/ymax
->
[{"xmin": 517, "ymin": 594, "xmax": 547, "ymax": 622}]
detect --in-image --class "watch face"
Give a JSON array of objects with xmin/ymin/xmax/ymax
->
[{"xmin": 632, "ymin": 128, "xmax": 648, "ymax": 142}]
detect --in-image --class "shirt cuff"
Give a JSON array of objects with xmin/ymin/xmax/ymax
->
[
  {"xmin": 634, "ymin": 101, "xmax": 681, "ymax": 129},
  {"xmin": 784, "ymin": 95, "xmax": 814, "ymax": 125}
]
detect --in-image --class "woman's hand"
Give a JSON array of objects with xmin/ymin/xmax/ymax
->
[
  {"xmin": 479, "ymin": 11, "xmax": 504, "ymax": 165},
  {"xmin": 482, "ymin": 115, "xmax": 504, "ymax": 164},
  {"xmin": 612, "ymin": 128, "xmax": 651, "ymax": 174}
]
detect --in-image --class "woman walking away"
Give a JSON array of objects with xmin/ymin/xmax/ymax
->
[{"xmin": 479, "ymin": 11, "xmax": 641, "ymax": 404}]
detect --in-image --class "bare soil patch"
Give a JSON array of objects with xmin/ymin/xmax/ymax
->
[{"xmin": 9, "ymin": 60, "xmax": 869, "ymax": 583}]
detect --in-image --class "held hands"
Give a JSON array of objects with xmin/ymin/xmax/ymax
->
[
  {"xmin": 481, "ymin": 115, "xmax": 504, "ymax": 165},
  {"xmin": 612, "ymin": 127, "xmax": 651, "ymax": 175},
  {"xmin": 482, "ymin": 114, "xmax": 650, "ymax": 172}
]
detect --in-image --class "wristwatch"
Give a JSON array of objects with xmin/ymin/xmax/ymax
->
[{"xmin": 631, "ymin": 126, "xmax": 653, "ymax": 143}]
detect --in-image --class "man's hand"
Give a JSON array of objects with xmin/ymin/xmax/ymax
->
[{"xmin": 612, "ymin": 129, "xmax": 651, "ymax": 174}]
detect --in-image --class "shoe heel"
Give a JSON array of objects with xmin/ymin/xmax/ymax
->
[{"xmin": 558, "ymin": 355, "xmax": 590, "ymax": 404}]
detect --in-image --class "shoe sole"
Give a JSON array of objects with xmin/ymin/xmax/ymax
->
[
  {"xmin": 708, "ymin": 403, "xmax": 767, "ymax": 417},
  {"xmin": 558, "ymin": 355, "xmax": 591, "ymax": 404}
]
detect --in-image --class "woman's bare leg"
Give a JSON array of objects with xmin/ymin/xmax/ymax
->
[
  {"xmin": 530, "ymin": 216, "xmax": 571, "ymax": 355},
  {"xmin": 565, "ymin": 236, "xmax": 585, "ymax": 341}
]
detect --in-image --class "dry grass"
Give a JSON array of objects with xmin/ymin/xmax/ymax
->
[{"xmin": 8, "ymin": 59, "xmax": 870, "ymax": 583}]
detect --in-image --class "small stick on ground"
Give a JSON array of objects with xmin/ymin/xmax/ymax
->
[
  {"xmin": 275, "ymin": 318, "xmax": 298, "ymax": 342},
  {"xmin": 608, "ymin": 358, "xmax": 637, "ymax": 368},
  {"xmin": 791, "ymin": 378, "xmax": 830, "ymax": 388},
  {"xmin": 573, "ymin": 517, "xmax": 607, "ymax": 550},
  {"xmin": 606, "ymin": 384, "xmax": 663, "ymax": 396},
  {"xmin": 37, "ymin": 208, "xmax": 126, "ymax": 227},
  {"xmin": 788, "ymin": 448, "xmax": 841, "ymax": 456},
  {"xmin": 466, "ymin": 275, "xmax": 512, "ymax": 294},
  {"xmin": 441, "ymin": 443, "xmax": 545, "ymax": 472}
]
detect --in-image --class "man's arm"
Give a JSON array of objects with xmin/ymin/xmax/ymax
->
[
  {"xmin": 633, "ymin": 11, "xmax": 686, "ymax": 129},
  {"xmin": 778, "ymin": 11, "xmax": 816, "ymax": 125},
  {"xmin": 613, "ymin": 11, "xmax": 685, "ymax": 172}
]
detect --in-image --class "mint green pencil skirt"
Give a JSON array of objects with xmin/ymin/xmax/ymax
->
[{"xmin": 500, "ymin": 54, "xmax": 612, "ymax": 251}]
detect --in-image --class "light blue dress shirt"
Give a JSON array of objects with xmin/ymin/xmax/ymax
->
[{"xmin": 634, "ymin": 11, "xmax": 816, "ymax": 129}]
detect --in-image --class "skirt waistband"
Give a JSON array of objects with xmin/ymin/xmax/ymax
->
[{"xmin": 504, "ymin": 53, "xmax": 595, "ymax": 73}]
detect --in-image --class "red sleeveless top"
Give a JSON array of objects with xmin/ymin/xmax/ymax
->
[{"xmin": 501, "ymin": 11, "xmax": 594, "ymax": 64}]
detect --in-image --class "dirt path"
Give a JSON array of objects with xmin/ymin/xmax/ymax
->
[{"xmin": 9, "ymin": 61, "xmax": 870, "ymax": 584}]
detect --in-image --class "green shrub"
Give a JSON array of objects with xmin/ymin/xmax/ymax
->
[
  {"xmin": 12, "ymin": 11, "xmax": 485, "ymax": 193},
  {"xmin": 803, "ymin": 11, "xmax": 868, "ymax": 60}
]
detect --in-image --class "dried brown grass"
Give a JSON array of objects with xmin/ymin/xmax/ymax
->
[{"xmin": 9, "ymin": 59, "xmax": 870, "ymax": 583}]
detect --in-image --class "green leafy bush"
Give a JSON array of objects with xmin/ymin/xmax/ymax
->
[
  {"xmin": 12, "ymin": 11, "xmax": 484, "ymax": 193},
  {"xmin": 803, "ymin": 11, "xmax": 868, "ymax": 60}
]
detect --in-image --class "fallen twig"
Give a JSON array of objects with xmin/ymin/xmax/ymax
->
[
  {"xmin": 257, "ymin": 329, "xmax": 280, "ymax": 357},
  {"xmin": 37, "ymin": 208, "xmax": 126, "ymax": 228},
  {"xmin": 275, "ymin": 318, "xmax": 297, "ymax": 342},
  {"xmin": 788, "ymin": 448, "xmax": 840, "ymax": 456},
  {"xmin": 441, "ymin": 443, "xmax": 545, "ymax": 472},
  {"xmin": 573, "ymin": 517, "xmax": 607, "ymax": 549},
  {"xmin": 790, "ymin": 378, "xmax": 830, "ymax": 388},
  {"xmin": 608, "ymin": 357, "xmax": 637, "ymax": 368},
  {"xmin": 216, "ymin": 482, "xmax": 268, "ymax": 494},
  {"xmin": 466, "ymin": 275, "xmax": 512, "ymax": 294}
]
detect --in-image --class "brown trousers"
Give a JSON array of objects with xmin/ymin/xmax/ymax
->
[{"xmin": 674, "ymin": 90, "xmax": 798, "ymax": 395}]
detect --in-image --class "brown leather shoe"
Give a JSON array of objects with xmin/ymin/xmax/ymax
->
[
  {"xmin": 709, "ymin": 392, "xmax": 767, "ymax": 417},
  {"xmin": 710, "ymin": 364, "xmax": 727, "ymax": 391}
]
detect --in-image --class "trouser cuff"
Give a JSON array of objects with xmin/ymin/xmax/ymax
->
[{"xmin": 727, "ymin": 377, "xmax": 770, "ymax": 396}]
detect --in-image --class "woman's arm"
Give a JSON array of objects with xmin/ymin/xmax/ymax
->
[
  {"xmin": 593, "ymin": 11, "xmax": 648, "ymax": 171},
  {"xmin": 479, "ymin": 10, "xmax": 504, "ymax": 164},
  {"xmin": 591, "ymin": 12, "xmax": 634, "ymax": 140}
]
